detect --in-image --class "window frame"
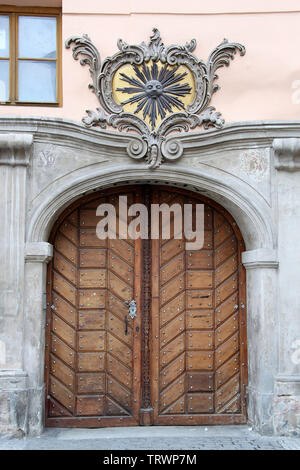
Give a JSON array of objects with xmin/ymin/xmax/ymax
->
[{"xmin": 0, "ymin": 5, "xmax": 62, "ymax": 106}]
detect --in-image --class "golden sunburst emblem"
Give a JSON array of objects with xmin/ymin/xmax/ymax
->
[{"xmin": 113, "ymin": 61, "xmax": 195, "ymax": 130}]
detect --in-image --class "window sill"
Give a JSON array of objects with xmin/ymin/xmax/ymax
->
[{"xmin": 0, "ymin": 101, "xmax": 61, "ymax": 107}]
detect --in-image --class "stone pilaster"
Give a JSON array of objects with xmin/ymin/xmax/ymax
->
[
  {"xmin": 23, "ymin": 242, "xmax": 53, "ymax": 435},
  {"xmin": 0, "ymin": 134, "xmax": 33, "ymax": 435},
  {"xmin": 272, "ymin": 138, "xmax": 300, "ymax": 435},
  {"xmin": 242, "ymin": 248, "xmax": 279, "ymax": 434}
]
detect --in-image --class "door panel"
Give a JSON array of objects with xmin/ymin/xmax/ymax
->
[
  {"xmin": 45, "ymin": 188, "xmax": 142, "ymax": 427},
  {"xmin": 45, "ymin": 185, "xmax": 247, "ymax": 427},
  {"xmin": 151, "ymin": 187, "xmax": 247, "ymax": 425}
]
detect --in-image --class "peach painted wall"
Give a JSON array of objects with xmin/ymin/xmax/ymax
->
[{"xmin": 1, "ymin": 1, "xmax": 300, "ymax": 124}]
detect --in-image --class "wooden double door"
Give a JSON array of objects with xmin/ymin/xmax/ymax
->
[{"xmin": 45, "ymin": 185, "xmax": 247, "ymax": 427}]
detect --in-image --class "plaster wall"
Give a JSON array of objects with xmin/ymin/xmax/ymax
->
[{"xmin": 0, "ymin": 1, "xmax": 300, "ymax": 124}]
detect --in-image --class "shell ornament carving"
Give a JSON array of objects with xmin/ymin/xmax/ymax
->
[{"xmin": 66, "ymin": 28, "xmax": 245, "ymax": 168}]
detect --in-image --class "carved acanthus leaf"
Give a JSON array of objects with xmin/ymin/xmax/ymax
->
[
  {"xmin": 65, "ymin": 34, "xmax": 101, "ymax": 95},
  {"xmin": 204, "ymin": 39, "xmax": 246, "ymax": 106}
]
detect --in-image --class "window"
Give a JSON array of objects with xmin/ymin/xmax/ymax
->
[{"xmin": 0, "ymin": 7, "xmax": 61, "ymax": 105}]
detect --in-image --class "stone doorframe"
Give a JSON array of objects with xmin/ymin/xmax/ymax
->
[
  {"xmin": 24, "ymin": 167, "xmax": 278, "ymax": 436},
  {"xmin": 0, "ymin": 118, "xmax": 300, "ymax": 436}
]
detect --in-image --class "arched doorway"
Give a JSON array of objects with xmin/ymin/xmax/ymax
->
[{"xmin": 44, "ymin": 184, "xmax": 247, "ymax": 427}]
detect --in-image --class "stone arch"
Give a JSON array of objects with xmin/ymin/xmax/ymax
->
[{"xmin": 26, "ymin": 164, "xmax": 275, "ymax": 251}]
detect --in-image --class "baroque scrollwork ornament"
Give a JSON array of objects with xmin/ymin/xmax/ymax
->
[{"xmin": 66, "ymin": 28, "xmax": 245, "ymax": 168}]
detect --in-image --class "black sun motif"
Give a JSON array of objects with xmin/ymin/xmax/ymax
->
[{"xmin": 116, "ymin": 62, "xmax": 192, "ymax": 130}]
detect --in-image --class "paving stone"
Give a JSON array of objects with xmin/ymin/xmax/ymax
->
[{"xmin": 0, "ymin": 426, "xmax": 299, "ymax": 450}]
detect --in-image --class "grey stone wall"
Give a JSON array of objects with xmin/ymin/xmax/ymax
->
[{"xmin": 0, "ymin": 117, "xmax": 299, "ymax": 436}]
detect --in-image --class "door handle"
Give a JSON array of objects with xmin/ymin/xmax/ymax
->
[
  {"xmin": 124, "ymin": 300, "xmax": 137, "ymax": 335},
  {"xmin": 125, "ymin": 299, "xmax": 137, "ymax": 319}
]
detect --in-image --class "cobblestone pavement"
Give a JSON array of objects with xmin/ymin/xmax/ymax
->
[{"xmin": 0, "ymin": 426, "xmax": 300, "ymax": 450}]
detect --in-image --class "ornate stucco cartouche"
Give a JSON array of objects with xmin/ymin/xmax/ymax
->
[{"xmin": 66, "ymin": 28, "xmax": 245, "ymax": 168}]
